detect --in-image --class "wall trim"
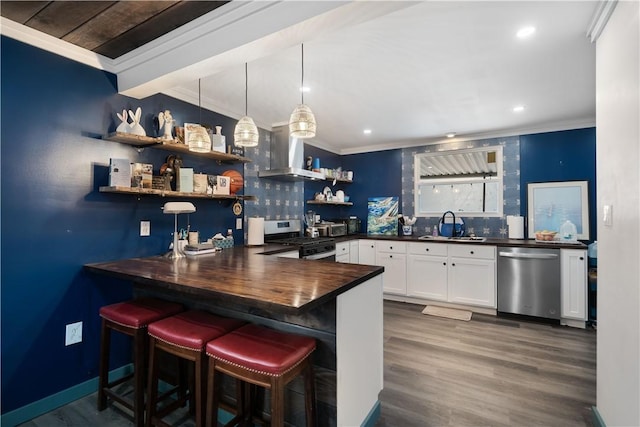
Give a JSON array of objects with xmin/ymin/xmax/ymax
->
[
  {"xmin": 361, "ymin": 400, "xmax": 382, "ymax": 427},
  {"xmin": 592, "ymin": 406, "xmax": 607, "ymax": 427},
  {"xmin": 0, "ymin": 363, "xmax": 236, "ymax": 427},
  {"xmin": 0, "ymin": 364, "xmax": 133, "ymax": 427},
  {"xmin": 0, "ymin": 17, "xmax": 115, "ymax": 72},
  {"xmin": 586, "ymin": 1, "xmax": 618, "ymax": 43}
]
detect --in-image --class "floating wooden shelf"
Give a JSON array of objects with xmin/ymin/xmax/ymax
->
[
  {"xmin": 100, "ymin": 186, "xmax": 256, "ymax": 201},
  {"xmin": 323, "ymin": 177, "xmax": 353, "ymax": 184},
  {"xmin": 104, "ymin": 132, "xmax": 251, "ymax": 163},
  {"xmin": 306, "ymin": 200, "xmax": 353, "ymax": 206}
]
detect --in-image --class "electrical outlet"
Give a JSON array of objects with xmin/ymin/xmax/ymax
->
[
  {"xmin": 65, "ymin": 321, "xmax": 83, "ymax": 346},
  {"xmin": 140, "ymin": 220, "xmax": 150, "ymax": 236},
  {"xmin": 236, "ymin": 218, "xmax": 242, "ymax": 230}
]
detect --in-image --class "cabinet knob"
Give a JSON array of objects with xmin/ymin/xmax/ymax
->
[
  {"xmin": 443, "ymin": 262, "xmax": 447, "ymax": 266},
  {"xmin": 390, "ymin": 246, "xmax": 393, "ymax": 250},
  {"xmin": 390, "ymin": 255, "xmax": 393, "ymax": 258},
  {"xmin": 470, "ymin": 251, "xmax": 474, "ymax": 254},
  {"xmin": 452, "ymin": 263, "xmax": 456, "ymax": 267},
  {"xmin": 580, "ymin": 257, "xmax": 584, "ymax": 260},
  {"xmin": 425, "ymin": 248, "xmax": 430, "ymax": 252}
]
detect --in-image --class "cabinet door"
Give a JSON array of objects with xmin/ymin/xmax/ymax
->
[
  {"xmin": 561, "ymin": 249, "xmax": 587, "ymax": 320},
  {"xmin": 349, "ymin": 240, "xmax": 359, "ymax": 263},
  {"xmin": 336, "ymin": 242, "xmax": 350, "ymax": 263},
  {"xmin": 407, "ymin": 254, "xmax": 448, "ymax": 301},
  {"xmin": 448, "ymin": 257, "xmax": 496, "ymax": 308},
  {"xmin": 376, "ymin": 252, "xmax": 407, "ymax": 295},
  {"xmin": 358, "ymin": 240, "xmax": 376, "ymax": 265}
]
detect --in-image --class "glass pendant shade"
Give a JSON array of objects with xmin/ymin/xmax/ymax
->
[
  {"xmin": 187, "ymin": 126, "xmax": 211, "ymax": 152},
  {"xmin": 289, "ymin": 104, "xmax": 316, "ymax": 138},
  {"xmin": 234, "ymin": 116, "xmax": 259, "ymax": 147}
]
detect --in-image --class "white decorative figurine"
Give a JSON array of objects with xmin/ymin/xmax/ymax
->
[
  {"xmin": 158, "ymin": 110, "xmax": 174, "ymax": 140},
  {"xmin": 116, "ymin": 109, "xmax": 129, "ymax": 133},
  {"xmin": 128, "ymin": 107, "xmax": 146, "ymax": 136}
]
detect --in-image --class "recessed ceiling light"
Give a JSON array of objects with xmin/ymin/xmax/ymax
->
[
  {"xmin": 513, "ymin": 105, "xmax": 525, "ymax": 113},
  {"xmin": 516, "ymin": 26, "xmax": 536, "ymax": 39},
  {"xmin": 446, "ymin": 132, "xmax": 456, "ymax": 138},
  {"xmin": 363, "ymin": 129, "xmax": 372, "ymax": 135},
  {"xmin": 300, "ymin": 86, "xmax": 310, "ymax": 93}
]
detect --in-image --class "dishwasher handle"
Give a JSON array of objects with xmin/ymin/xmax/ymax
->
[{"xmin": 499, "ymin": 251, "xmax": 559, "ymax": 260}]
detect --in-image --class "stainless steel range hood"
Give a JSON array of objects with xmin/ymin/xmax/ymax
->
[{"xmin": 258, "ymin": 125, "xmax": 325, "ymax": 181}]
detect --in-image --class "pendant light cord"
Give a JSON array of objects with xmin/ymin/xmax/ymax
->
[
  {"xmin": 245, "ymin": 63, "xmax": 248, "ymax": 116},
  {"xmin": 198, "ymin": 78, "xmax": 202, "ymax": 124},
  {"xmin": 301, "ymin": 43, "xmax": 305, "ymax": 104}
]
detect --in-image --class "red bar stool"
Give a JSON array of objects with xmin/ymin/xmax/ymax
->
[
  {"xmin": 146, "ymin": 310, "xmax": 245, "ymax": 427},
  {"xmin": 205, "ymin": 323, "xmax": 317, "ymax": 427},
  {"xmin": 98, "ymin": 298, "xmax": 184, "ymax": 427}
]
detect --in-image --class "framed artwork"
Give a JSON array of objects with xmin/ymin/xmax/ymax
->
[
  {"xmin": 367, "ymin": 196, "xmax": 399, "ymax": 235},
  {"xmin": 527, "ymin": 181, "xmax": 589, "ymax": 240}
]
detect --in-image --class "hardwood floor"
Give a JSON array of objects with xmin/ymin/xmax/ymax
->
[
  {"xmin": 376, "ymin": 301, "xmax": 596, "ymax": 427},
  {"xmin": 18, "ymin": 300, "xmax": 596, "ymax": 426}
]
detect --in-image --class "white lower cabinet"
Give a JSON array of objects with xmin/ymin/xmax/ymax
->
[
  {"xmin": 358, "ymin": 240, "xmax": 376, "ymax": 265},
  {"xmin": 406, "ymin": 243, "xmax": 496, "ymax": 308},
  {"xmin": 349, "ymin": 240, "xmax": 359, "ymax": 263},
  {"xmin": 561, "ymin": 249, "xmax": 587, "ymax": 321},
  {"xmin": 336, "ymin": 241, "xmax": 350, "ymax": 263},
  {"xmin": 375, "ymin": 242, "xmax": 407, "ymax": 295},
  {"xmin": 407, "ymin": 242, "xmax": 448, "ymax": 301}
]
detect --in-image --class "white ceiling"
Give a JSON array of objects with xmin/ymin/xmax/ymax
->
[{"xmin": 2, "ymin": 1, "xmax": 598, "ymax": 155}]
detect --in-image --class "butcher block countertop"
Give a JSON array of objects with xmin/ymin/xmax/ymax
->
[{"xmin": 85, "ymin": 246, "xmax": 383, "ymax": 314}]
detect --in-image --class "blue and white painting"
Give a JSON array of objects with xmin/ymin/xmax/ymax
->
[{"xmin": 368, "ymin": 196, "xmax": 399, "ymax": 235}]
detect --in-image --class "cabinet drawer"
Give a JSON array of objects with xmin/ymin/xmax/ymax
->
[
  {"xmin": 408, "ymin": 242, "xmax": 448, "ymax": 256},
  {"xmin": 448, "ymin": 244, "xmax": 495, "ymax": 260},
  {"xmin": 376, "ymin": 241, "xmax": 407, "ymax": 254}
]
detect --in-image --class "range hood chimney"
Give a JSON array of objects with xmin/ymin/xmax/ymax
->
[{"xmin": 257, "ymin": 125, "xmax": 325, "ymax": 181}]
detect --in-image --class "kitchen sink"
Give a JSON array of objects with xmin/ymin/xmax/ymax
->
[{"xmin": 418, "ymin": 235, "xmax": 487, "ymax": 242}]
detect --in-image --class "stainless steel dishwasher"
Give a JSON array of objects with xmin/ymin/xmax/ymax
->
[{"xmin": 497, "ymin": 247, "xmax": 561, "ymax": 320}]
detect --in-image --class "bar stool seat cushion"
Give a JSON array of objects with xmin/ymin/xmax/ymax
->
[
  {"xmin": 206, "ymin": 323, "xmax": 316, "ymax": 376},
  {"xmin": 148, "ymin": 311, "xmax": 245, "ymax": 351},
  {"xmin": 99, "ymin": 298, "xmax": 183, "ymax": 329}
]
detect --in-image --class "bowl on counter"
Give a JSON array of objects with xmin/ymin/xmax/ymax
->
[{"xmin": 535, "ymin": 231, "xmax": 557, "ymax": 241}]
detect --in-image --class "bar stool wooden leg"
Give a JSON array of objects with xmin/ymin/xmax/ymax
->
[{"xmin": 97, "ymin": 317, "xmax": 111, "ymax": 411}]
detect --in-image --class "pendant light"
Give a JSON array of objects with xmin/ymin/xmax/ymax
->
[
  {"xmin": 188, "ymin": 79, "xmax": 211, "ymax": 152},
  {"xmin": 234, "ymin": 63, "xmax": 259, "ymax": 147},
  {"xmin": 289, "ymin": 43, "xmax": 316, "ymax": 138}
]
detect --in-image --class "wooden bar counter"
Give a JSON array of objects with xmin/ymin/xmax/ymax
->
[{"xmin": 85, "ymin": 246, "xmax": 385, "ymax": 427}]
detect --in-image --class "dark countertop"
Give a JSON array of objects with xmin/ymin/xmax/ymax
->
[
  {"xmin": 332, "ymin": 234, "xmax": 588, "ymax": 249},
  {"xmin": 85, "ymin": 246, "xmax": 384, "ymax": 315}
]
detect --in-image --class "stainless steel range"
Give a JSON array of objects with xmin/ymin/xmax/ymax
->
[{"xmin": 264, "ymin": 220, "xmax": 336, "ymax": 261}]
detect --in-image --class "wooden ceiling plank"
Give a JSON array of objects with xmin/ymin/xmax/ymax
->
[
  {"xmin": 62, "ymin": 1, "xmax": 179, "ymax": 51},
  {"xmin": 95, "ymin": 1, "xmax": 227, "ymax": 59},
  {"xmin": 0, "ymin": 1, "xmax": 51, "ymax": 25},
  {"xmin": 24, "ymin": 1, "xmax": 116, "ymax": 39}
]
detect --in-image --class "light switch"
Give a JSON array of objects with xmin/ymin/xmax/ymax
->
[
  {"xmin": 140, "ymin": 220, "xmax": 150, "ymax": 236},
  {"xmin": 603, "ymin": 205, "xmax": 613, "ymax": 226},
  {"xmin": 236, "ymin": 218, "xmax": 243, "ymax": 230}
]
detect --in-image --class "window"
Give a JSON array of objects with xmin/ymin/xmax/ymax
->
[{"xmin": 414, "ymin": 146, "xmax": 503, "ymax": 217}]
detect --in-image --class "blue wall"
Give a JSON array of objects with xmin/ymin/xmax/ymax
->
[
  {"xmin": 521, "ymin": 128, "xmax": 597, "ymax": 241},
  {"xmin": 0, "ymin": 36, "xmax": 246, "ymax": 415}
]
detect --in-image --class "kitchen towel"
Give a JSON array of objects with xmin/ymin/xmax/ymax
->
[
  {"xmin": 247, "ymin": 217, "xmax": 265, "ymax": 246},
  {"xmin": 507, "ymin": 215, "xmax": 524, "ymax": 239}
]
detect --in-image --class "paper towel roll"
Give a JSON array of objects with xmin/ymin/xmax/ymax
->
[
  {"xmin": 247, "ymin": 217, "xmax": 265, "ymax": 246},
  {"xmin": 507, "ymin": 215, "xmax": 524, "ymax": 239}
]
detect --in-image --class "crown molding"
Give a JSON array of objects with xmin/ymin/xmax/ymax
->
[
  {"xmin": 586, "ymin": 0, "xmax": 618, "ymax": 43},
  {"xmin": 0, "ymin": 17, "xmax": 115, "ymax": 72}
]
